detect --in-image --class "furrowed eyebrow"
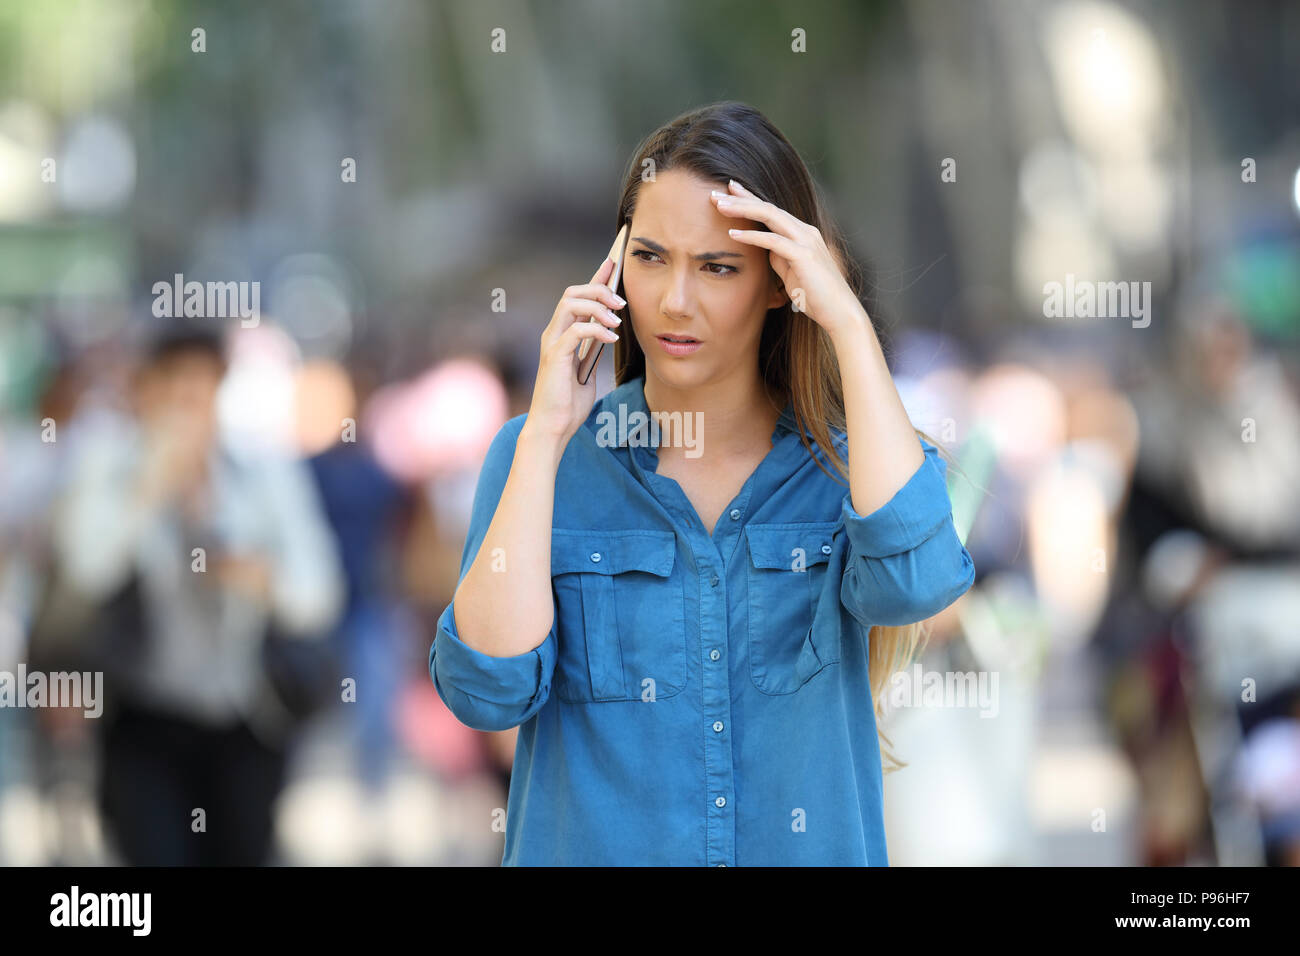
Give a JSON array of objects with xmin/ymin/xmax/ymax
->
[{"xmin": 631, "ymin": 236, "xmax": 745, "ymax": 261}]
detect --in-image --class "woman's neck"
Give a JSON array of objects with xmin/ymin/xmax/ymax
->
[{"xmin": 643, "ymin": 369, "xmax": 785, "ymax": 460}]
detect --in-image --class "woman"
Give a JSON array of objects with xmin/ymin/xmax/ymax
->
[{"xmin": 430, "ymin": 101, "xmax": 975, "ymax": 866}]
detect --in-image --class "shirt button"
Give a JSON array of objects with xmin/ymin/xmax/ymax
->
[
  {"xmin": 821, "ymin": 544, "xmax": 832, "ymax": 555},
  {"xmin": 715, "ymin": 796, "xmax": 726, "ymax": 808},
  {"xmin": 713, "ymin": 720, "xmax": 724, "ymax": 732},
  {"xmin": 729, "ymin": 509, "xmax": 741, "ymax": 520},
  {"xmin": 709, "ymin": 575, "xmax": 719, "ymax": 587},
  {"xmin": 709, "ymin": 649, "xmax": 720, "ymax": 661},
  {"xmin": 590, "ymin": 552, "xmax": 601, "ymax": 563}
]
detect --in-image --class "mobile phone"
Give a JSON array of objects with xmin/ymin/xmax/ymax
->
[{"xmin": 576, "ymin": 222, "xmax": 630, "ymax": 385}]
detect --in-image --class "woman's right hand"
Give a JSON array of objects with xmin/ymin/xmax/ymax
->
[{"xmin": 524, "ymin": 255, "xmax": 626, "ymax": 444}]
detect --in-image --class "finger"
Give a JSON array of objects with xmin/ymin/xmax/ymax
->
[
  {"xmin": 709, "ymin": 189, "xmax": 806, "ymax": 238},
  {"xmin": 545, "ymin": 298, "xmax": 621, "ymax": 350},
  {"xmin": 562, "ymin": 297, "xmax": 624, "ymax": 329},
  {"xmin": 726, "ymin": 179, "xmax": 786, "ymax": 211},
  {"xmin": 565, "ymin": 281, "xmax": 626, "ymax": 311},
  {"xmin": 589, "ymin": 256, "xmax": 616, "ymax": 286},
  {"xmin": 725, "ymin": 227, "xmax": 803, "ymax": 262},
  {"xmin": 553, "ymin": 317, "xmax": 619, "ymax": 358},
  {"xmin": 553, "ymin": 259, "xmax": 618, "ymax": 330},
  {"xmin": 566, "ymin": 317, "xmax": 619, "ymax": 340}
]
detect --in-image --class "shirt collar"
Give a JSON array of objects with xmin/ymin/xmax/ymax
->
[{"xmin": 597, "ymin": 376, "xmax": 798, "ymax": 449}]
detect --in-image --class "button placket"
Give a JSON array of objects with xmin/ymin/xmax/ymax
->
[
  {"xmin": 695, "ymin": 547, "xmax": 735, "ymax": 869},
  {"xmin": 615, "ymin": 387, "xmax": 748, "ymax": 868}
]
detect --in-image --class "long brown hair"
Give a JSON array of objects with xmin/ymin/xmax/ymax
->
[{"xmin": 611, "ymin": 101, "xmax": 947, "ymax": 773}]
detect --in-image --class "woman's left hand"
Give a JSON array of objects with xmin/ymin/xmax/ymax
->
[{"xmin": 710, "ymin": 179, "xmax": 868, "ymax": 341}]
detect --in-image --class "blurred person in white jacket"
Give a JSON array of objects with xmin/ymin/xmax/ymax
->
[{"xmin": 53, "ymin": 327, "xmax": 345, "ymax": 865}]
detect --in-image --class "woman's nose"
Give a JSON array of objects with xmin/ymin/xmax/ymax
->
[{"xmin": 661, "ymin": 269, "xmax": 696, "ymax": 318}]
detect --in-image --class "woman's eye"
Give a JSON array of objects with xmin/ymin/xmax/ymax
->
[{"xmin": 630, "ymin": 249, "xmax": 735, "ymax": 277}]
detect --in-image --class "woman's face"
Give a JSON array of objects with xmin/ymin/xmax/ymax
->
[{"xmin": 624, "ymin": 168, "xmax": 787, "ymax": 391}]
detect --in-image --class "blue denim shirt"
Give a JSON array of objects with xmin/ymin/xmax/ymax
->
[{"xmin": 430, "ymin": 375, "xmax": 975, "ymax": 866}]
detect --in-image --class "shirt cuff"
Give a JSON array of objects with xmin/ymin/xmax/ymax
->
[
  {"xmin": 430, "ymin": 599, "xmax": 555, "ymax": 709},
  {"xmin": 841, "ymin": 446, "xmax": 954, "ymax": 558}
]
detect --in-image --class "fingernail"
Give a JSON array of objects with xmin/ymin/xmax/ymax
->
[
  {"xmin": 711, "ymin": 190, "xmax": 727, "ymax": 198},
  {"xmin": 612, "ymin": 293, "xmax": 626, "ymax": 306}
]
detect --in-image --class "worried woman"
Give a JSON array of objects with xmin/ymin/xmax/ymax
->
[{"xmin": 430, "ymin": 100, "xmax": 975, "ymax": 867}]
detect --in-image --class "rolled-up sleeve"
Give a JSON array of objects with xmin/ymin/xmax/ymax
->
[
  {"xmin": 429, "ymin": 418, "xmax": 558, "ymax": 732},
  {"xmin": 840, "ymin": 438, "xmax": 976, "ymax": 627},
  {"xmin": 430, "ymin": 601, "xmax": 557, "ymax": 731}
]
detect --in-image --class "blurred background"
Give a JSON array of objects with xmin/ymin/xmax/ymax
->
[{"xmin": 1, "ymin": 0, "xmax": 1298, "ymax": 866}]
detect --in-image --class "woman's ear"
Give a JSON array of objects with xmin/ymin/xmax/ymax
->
[{"xmin": 766, "ymin": 272, "xmax": 790, "ymax": 310}]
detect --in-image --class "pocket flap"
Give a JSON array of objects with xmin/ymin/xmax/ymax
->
[
  {"xmin": 551, "ymin": 528, "xmax": 677, "ymax": 577},
  {"xmin": 745, "ymin": 522, "xmax": 840, "ymax": 570}
]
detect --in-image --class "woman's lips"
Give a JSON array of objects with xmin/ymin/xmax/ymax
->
[{"xmin": 656, "ymin": 334, "xmax": 702, "ymax": 356}]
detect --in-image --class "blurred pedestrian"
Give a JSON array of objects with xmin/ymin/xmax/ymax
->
[{"xmin": 52, "ymin": 327, "xmax": 345, "ymax": 865}]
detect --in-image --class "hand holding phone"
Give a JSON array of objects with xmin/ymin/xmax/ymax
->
[
  {"xmin": 522, "ymin": 224, "xmax": 628, "ymax": 445},
  {"xmin": 576, "ymin": 223, "xmax": 630, "ymax": 385}
]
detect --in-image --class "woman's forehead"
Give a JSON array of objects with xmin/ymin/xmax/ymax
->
[{"xmin": 631, "ymin": 170, "xmax": 758, "ymax": 253}]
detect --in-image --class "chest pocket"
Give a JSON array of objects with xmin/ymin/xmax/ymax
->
[
  {"xmin": 744, "ymin": 521, "xmax": 842, "ymax": 695},
  {"xmin": 550, "ymin": 528, "xmax": 686, "ymax": 703}
]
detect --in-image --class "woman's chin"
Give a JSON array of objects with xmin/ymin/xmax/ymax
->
[{"xmin": 646, "ymin": 361, "xmax": 708, "ymax": 390}]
